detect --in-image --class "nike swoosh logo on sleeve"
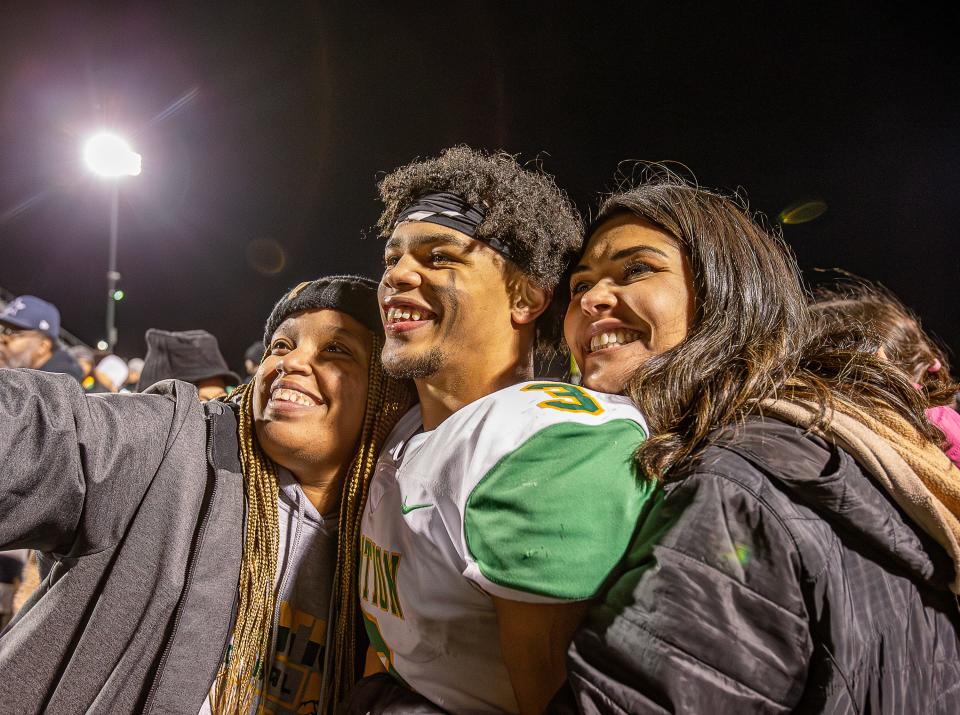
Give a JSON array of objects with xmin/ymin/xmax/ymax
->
[{"xmin": 400, "ymin": 497, "xmax": 433, "ymax": 515}]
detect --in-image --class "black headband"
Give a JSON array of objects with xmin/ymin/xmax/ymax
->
[{"xmin": 396, "ymin": 191, "xmax": 513, "ymax": 260}]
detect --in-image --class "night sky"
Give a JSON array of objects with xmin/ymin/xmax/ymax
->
[{"xmin": 1, "ymin": 2, "xmax": 957, "ymax": 369}]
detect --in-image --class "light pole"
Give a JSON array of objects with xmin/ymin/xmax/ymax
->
[{"xmin": 83, "ymin": 132, "xmax": 141, "ymax": 351}]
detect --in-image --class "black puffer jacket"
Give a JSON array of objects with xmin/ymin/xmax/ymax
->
[{"xmin": 551, "ymin": 417, "xmax": 960, "ymax": 714}]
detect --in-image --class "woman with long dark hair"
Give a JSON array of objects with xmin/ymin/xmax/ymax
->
[{"xmin": 552, "ymin": 175, "xmax": 960, "ymax": 713}]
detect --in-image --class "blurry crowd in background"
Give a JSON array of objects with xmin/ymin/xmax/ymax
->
[
  {"xmin": 0, "ymin": 291, "xmax": 262, "ymax": 397},
  {"xmin": 0, "ymin": 290, "xmax": 263, "ymax": 628}
]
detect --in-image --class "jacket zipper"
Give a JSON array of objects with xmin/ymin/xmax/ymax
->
[
  {"xmin": 143, "ymin": 411, "xmax": 221, "ymax": 714},
  {"xmin": 208, "ymin": 581, "xmax": 241, "ymax": 691},
  {"xmin": 203, "ymin": 497, "xmax": 244, "ymax": 701},
  {"xmin": 199, "ymin": 405, "xmax": 243, "ymax": 703}
]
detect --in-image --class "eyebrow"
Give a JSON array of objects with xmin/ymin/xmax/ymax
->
[
  {"xmin": 384, "ymin": 231, "xmax": 473, "ymax": 253},
  {"xmin": 273, "ymin": 323, "xmax": 366, "ymax": 348},
  {"xmin": 570, "ymin": 244, "xmax": 671, "ymax": 275},
  {"xmin": 327, "ymin": 326, "xmax": 365, "ymax": 343}
]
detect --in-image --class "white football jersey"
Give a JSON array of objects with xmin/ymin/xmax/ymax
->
[{"xmin": 359, "ymin": 381, "xmax": 656, "ymax": 713}]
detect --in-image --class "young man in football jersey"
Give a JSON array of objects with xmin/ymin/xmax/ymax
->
[{"xmin": 351, "ymin": 147, "xmax": 658, "ymax": 714}]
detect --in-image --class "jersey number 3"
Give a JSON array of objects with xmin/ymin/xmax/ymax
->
[{"xmin": 522, "ymin": 383, "xmax": 604, "ymax": 415}]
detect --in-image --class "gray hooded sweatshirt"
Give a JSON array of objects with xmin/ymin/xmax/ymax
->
[
  {"xmin": 198, "ymin": 470, "xmax": 338, "ymax": 715},
  {"xmin": 0, "ymin": 369, "xmax": 336, "ymax": 714}
]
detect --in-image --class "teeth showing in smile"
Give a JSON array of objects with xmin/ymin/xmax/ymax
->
[
  {"xmin": 588, "ymin": 329, "xmax": 640, "ymax": 353},
  {"xmin": 271, "ymin": 387, "xmax": 318, "ymax": 407},
  {"xmin": 386, "ymin": 307, "xmax": 433, "ymax": 323}
]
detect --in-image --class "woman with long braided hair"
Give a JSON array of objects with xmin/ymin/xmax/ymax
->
[
  {"xmin": 207, "ymin": 275, "xmax": 412, "ymax": 715},
  {"xmin": 0, "ymin": 275, "xmax": 410, "ymax": 715}
]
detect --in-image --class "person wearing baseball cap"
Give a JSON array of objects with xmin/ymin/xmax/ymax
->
[
  {"xmin": 0, "ymin": 295, "xmax": 82, "ymax": 382},
  {"xmin": 0, "ymin": 275, "xmax": 412, "ymax": 715},
  {"xmin": 0, "ymin": 295, "xmax": 86, "ymax": 637}
]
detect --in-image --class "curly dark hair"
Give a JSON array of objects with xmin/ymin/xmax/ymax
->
[{"xmin": 376, "ymin": 145, "xmax": 582, "ymax": 290}]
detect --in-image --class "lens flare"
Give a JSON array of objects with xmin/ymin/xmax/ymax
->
[
  {"xmin": 245, "ymin": 238, "xmax": 286, "ymax": 276},
  {"xmin": 778, "ymin": 199, "xmax": 828, "ymax": 225}
]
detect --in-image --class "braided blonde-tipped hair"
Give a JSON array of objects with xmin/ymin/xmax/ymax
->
[
  {"xmin": 212, "ymin": 332, "xmax": 411, "ymax": 714},
  {"xmin": 324, "ymin": 333, "xmax": 411, "ymax": 712},
  {"xmin": 212, "ymin": 379, "xmax": 280, "ymax": 714}
]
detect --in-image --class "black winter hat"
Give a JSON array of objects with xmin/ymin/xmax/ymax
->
[
  {"xmin": 263, "ymin": 275, "xmax": 381, "ymax": 345},
  {"xmin": 137, "ymin": 329, "xmax": 241, "ymax": 392}
]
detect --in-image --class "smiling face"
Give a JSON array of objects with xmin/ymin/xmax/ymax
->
[
  {"xmin": 564, "ymin": 213, "xmax": 696, "ymax": 394},
  {"xmin": 253, "ymin": 308, "xmax": 372, "ymax": 481},
  {"xmin": 378, "ymin": 221, "xmax": 519, "ymax": 381}
]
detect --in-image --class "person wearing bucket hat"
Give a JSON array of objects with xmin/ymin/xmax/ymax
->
[
  {"xmin": 0, "ymin": 295, "xmax": 83, "ymax": 382},
  {"xmin": 0, "ymin": 275, "xmax": 411, "ymax": 715},
  {"xmin": 137, "ymin": 329, "xmax": 241, "ymax": 400}
]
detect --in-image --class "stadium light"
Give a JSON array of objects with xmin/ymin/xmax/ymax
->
[
  {"xmin": 83, "ymin": 131, "xmax": 141, "ymax": 351},
  {"xmin": 83, "ymin": 132, "xmax": 142, "ymax": 178}
]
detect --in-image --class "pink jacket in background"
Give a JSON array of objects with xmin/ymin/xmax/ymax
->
[{"xmin": 927, "ymin": 404, "xmax": 960, "ymax": 469}]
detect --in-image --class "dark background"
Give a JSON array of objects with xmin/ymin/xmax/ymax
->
[{"xmin": 1, "ymin": 2, "xmax": 957, "ymax": 368}]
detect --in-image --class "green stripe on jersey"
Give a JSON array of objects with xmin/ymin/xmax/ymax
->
[{"xmin": 464, "ymin": 418, "xmax": 654, "ymax": 600}]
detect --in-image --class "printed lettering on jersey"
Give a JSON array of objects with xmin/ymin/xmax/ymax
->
[
  {"xmin": 359, "ymin": 534, "xmax": 404, "ymax": 619},
  {"xmin": 214, "ymin": 599, "xmax": 328, "ymax": 715},
  {"xmin": 521, "ymin": 382, "xmax": 604, "ymax": 415},
  {"xmin": 260, "ymin": 600, "xmax": 327, "ymax": 714}
]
